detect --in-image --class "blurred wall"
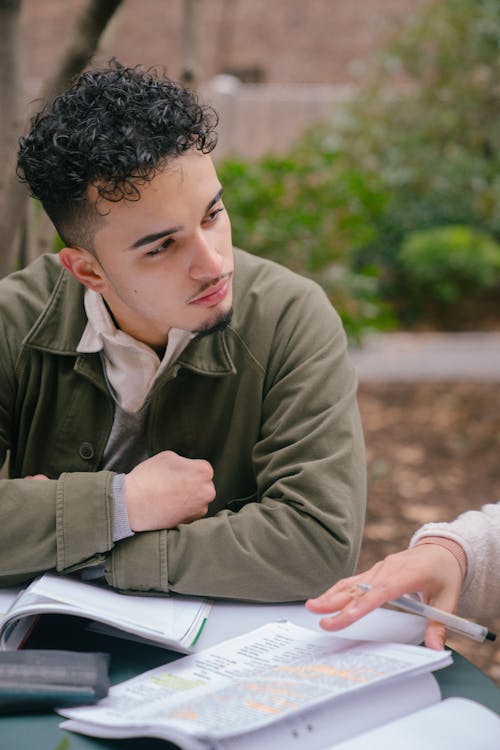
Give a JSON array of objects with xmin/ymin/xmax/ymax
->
[
  {"xmin": 205, "ymin": 79, "xmax": 353, "ymax": 160},
  {"xmin": 21, "ymin": 0, "xmax": 424, "ymax": 87},
  {"xmin": 19, "ymin": 0, "xmax": 424, "ymax": 160}
]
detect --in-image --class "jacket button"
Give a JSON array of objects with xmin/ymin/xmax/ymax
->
[{"xmin": 79, "ymin": 442, "xmax": 95, "ymax": 460}]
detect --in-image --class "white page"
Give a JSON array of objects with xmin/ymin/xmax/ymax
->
[
  {"xmin": 59, "ymin": 621, "xmax": 449, "ymax": 743},
  {"xmin": 212, "ymin": 672, "xmax": 441, "ymax": 750},
  {"xmin": 329, "ymin": 607, "xmax": 426, "ymax": 644},
  {"xmin": 0, "ymin": 588, "xmax": 21, "ymax": 619},
  {"xmin": 61, "ymin": 674, "xmax": 441, "ymax": 750},
  {"xmin": 153, "ymin": 640, "xmax": 450, "ymax": 740},
  {"xmin": 198, "ymin": 601, "xmax": 426, "ymax": 650},
  {"xmin": 330, "ymin": 697, "xmax": 500, "ymax": 750},
  {"xmin": 60, "ymin": 621, "xmax": 356, "ymax": 729},
  {"xmin": 23, "ymin": 574, "xmax": 208, "ymax": 644},
  {"xmin": 2, "ymin": 579, "xmax": 425, "ymax": 652}
]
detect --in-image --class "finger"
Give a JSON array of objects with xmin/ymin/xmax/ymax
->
[
  {"xmin": 190, "ymin": 458, "xmax": 214, "ymax": 478},
  {"xmin": 306, "ymin": 573, "xmax": 369, "ymax": 610},
  {"xmin": 306, "ymin": 587, "xmax": 357, "ymax": 613},
  {"xmin": 424, "ymin": 620, "xmax": 447, "ymax": 650},
  {"xmin": 317, "ymin": 585, "xmax": 395, "ymax": 631},
  {"xmin": 182, "ymin": 511, "xmax": 206, "ymax": 524}
]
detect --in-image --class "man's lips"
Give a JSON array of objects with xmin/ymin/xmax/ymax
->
[{"xmin": 188, "ymin": 276, "xmax": 231, "ymax": 307}]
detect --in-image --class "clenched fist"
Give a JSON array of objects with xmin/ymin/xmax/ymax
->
[{"xmin": 125, "ymin": 451, "xmax": 215, "ymax": 531}]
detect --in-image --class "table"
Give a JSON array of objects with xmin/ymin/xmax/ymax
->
[{"xmin": 1, "ymin": 618, "xmax": 499, "ymax": 750}]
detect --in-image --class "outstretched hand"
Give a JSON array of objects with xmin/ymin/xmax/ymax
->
[{"xmin": 306, "ymin": 544, "xmax": 464, "ymax": 649}]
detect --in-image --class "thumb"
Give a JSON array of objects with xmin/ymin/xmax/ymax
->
[
  {"xmin": 424, "ymin": 619, "xmax": 447, "ymax": 650},
  {"xmin": 422, "ymin": 585, "xmax": 461, "ymax": 650}
]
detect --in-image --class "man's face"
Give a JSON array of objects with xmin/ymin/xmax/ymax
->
[{"xmin": 80, "ymin": 150, "xmax": 233, "ymax": 350}]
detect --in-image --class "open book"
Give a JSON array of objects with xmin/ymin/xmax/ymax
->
[
  {"xmin": 0, "ymin": 572, "xmax": 429, "ymax": 657},
  {"xmin": 0, "ymin": 571, "xmax": 429, "ymax": 659},
  {"xmin": 57, "ymin": 620, "xmax": 499, "ymax": 749},
  {"xmin": 0, "ymin": 572, "xmax": 210, "ymax": 653}
]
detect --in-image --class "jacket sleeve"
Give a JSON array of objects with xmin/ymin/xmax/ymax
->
[
  {"xmin": 410, "ymin": 502, "xmax": 500, "ymax": 620},
  {"xmin": 105, "ymin": 285, "xmax": 367, "ymax": 601},
  {"xmin": 0, "ymin": 261, "xmax": 117, "ymax": 587},
  {"xmin": 0, "ymin": 326, "xmax": 115, "ymax": 586},
  {"xmin": 0, "ymin": 470, "xmax": 116, "ymax": 586}
]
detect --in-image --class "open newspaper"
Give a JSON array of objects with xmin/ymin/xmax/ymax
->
[
  {"xmin": 0, "ymin": 573, "xmax": 210, "ymax": 652},
  {"xmin": 56, "ymin": 620, "xmax": 499, "ymax": 750}
]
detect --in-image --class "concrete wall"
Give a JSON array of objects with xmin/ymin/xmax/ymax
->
[{"xmin": 205, "ymin": 79, "xmax": 353, "ymax": 161}]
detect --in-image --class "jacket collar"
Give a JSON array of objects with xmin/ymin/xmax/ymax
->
[{"xmin": 25, "ymin": 265, "xmax": 236, "ymax": 377}]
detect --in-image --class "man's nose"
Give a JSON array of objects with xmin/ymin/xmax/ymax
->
[{"xmin": 190, "ymin": 232, "xmax": 224, "ymax": 279}]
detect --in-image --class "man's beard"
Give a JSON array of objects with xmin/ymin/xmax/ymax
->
[{"xmin": 194, "ymin": 307, "xmax": 233, "ymax": 338}]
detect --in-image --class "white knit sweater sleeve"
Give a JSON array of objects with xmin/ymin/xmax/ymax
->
[{"xmin": 409, "ymin": 501, "xmax": 500, "ymax": 620}]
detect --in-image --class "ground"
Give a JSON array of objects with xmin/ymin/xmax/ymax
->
[{"xmin": 356, "ymin": 382, "xmax": 500, "ymax": 685}]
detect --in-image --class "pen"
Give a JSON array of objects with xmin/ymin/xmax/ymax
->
[{"xmin": 356, "ymin": 583, "xmax": 497, "ymax": 643}]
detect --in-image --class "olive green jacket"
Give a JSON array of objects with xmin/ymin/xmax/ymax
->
[{"xmin": 0, "ymin": 249, "xmax": 366, "ymax": 601}]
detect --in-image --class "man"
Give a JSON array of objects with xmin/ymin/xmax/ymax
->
[{"xmin": 1, "ymin": 61, "xmax": 366, "ymax": 601}]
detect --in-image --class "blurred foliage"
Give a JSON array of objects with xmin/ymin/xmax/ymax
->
[
  {"xmin": 220, "ymin": 0, "xmax": 500, "ymax": 335},
  {"xmin": 53, "ymin": 232, "xmax": 65, "ymax": 253},
  {"xmin": 218, "ymin": 155, "xmax": 396, "ymax": 341},
  {"xmin": 334, "ymin": 0, "xmax": 500, "ymax": 270},
  {"xmin": 398, "ymin": 225, "xmax": 500, "ymax": 323}
]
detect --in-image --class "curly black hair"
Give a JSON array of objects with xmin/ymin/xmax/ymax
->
[{"xmin": 17, "ymin": 60, "xmax": 218, "ymax": 249}]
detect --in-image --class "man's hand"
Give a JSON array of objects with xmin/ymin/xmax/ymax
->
[
  {"xmin": 125, "ymin": 451, "xmax": 215, "ymax": 532},
  {"xmin": 306, "ymin": 544, "xmax": 464, "ymax": 649}
]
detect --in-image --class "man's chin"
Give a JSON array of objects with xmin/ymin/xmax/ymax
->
[{"xmin": 194, "ymin": 307, "xmax": 233, "ymax": 338}]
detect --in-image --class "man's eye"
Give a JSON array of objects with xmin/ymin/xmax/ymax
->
[
  {"xmin": 205, "ymin": 207, "xmax": 224, "ymax": 224},
  {"xmin": 146, "ymin": 238, "xmax": 173, "ymax": 257}
]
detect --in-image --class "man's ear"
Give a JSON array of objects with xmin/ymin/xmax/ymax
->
[{"xmin": 59, "ymin": 247, "xmax": 107, "ymax": 292}]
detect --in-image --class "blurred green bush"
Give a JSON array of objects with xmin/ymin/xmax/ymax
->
[
  {"xmin": 219, "ymin": 0, "xmax": 500, "ymax": 337},
  {"xmin": 217, "ymin": 155, "xmax": 396, "ymax": 342},
  {"xmin": 398, "ymin": 225, "xmax": 500, "ymax": 323}
]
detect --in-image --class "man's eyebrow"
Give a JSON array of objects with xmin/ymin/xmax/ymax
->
[
  {"xmin": 208, "ymin": 187, "xmax": 224, "ymax": 211},
  {"xmin": 129, "ymin": 226, "xmax": 180, "ymax": 250},
  {"xmin": 128, "ymin": 187, "xmax": 224, "ymax": 250}
]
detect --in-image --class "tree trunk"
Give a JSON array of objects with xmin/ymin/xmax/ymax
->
[
  {"xmin": 0, "ymin": 0, "xmax": 25, "ymax": 277},
  {"xmin": 0, "ymin": 0, "xmax": 125, "ymax": 278},
  {"xmin": 180, "ymin": 0, "xmax": 204, "ymax": 89},
  {"xmin": 40, "ymin": 0, "xmax": 125, "ymax": 105}
]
